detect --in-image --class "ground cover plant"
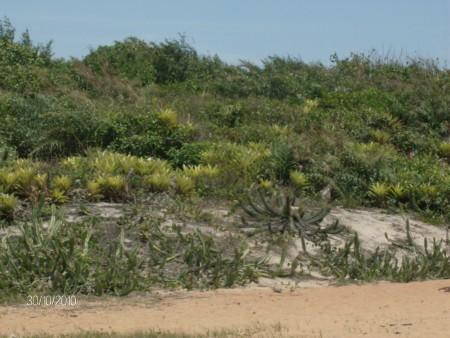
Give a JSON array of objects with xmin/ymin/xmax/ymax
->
[{"xmin": 0, "ymin": 18, "xmax": 450, "ymax": 298}]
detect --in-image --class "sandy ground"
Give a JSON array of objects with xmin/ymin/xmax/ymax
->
[{"xmin": 1, "ymin": 279, "xmax": 449, "ymax": 338}]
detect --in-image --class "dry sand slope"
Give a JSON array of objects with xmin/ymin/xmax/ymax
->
[{"xmin": 1, "ymin": 279, "xmax": 450, "ymax": 338}]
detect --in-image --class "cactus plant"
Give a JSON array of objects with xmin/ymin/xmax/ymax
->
[{"xmin": 240, "ymin": 188, "xmax": 343, "ymax": 253}]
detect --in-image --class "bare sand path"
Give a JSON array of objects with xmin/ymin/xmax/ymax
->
[{"xmin": 1, "ymin": 279, "xmax": 450, "ymax": 337}]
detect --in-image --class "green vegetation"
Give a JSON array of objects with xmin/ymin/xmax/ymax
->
[
  {"xmin": 1, "ymin": 18, "xmax": 450, "ymax": 298},
  {"xmin": 0, "ymin": 205, "xmax": 266, "ymax": 297},
  {"xmin": 1, "ymin": 18, "xmax": 450, "ymax": 215},
  {"xmin": 311, "ymin": 223, "xmax": 450, "ymax": 282}
]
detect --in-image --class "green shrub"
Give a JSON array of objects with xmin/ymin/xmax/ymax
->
[{"xmin": 168, "ymin": 142, "xmax": 211, "ymax": 167}]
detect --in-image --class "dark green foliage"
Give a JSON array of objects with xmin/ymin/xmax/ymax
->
[
  {"xmin": 84, "ymin": 36, "xmax": 201, "ymax": 85},
  {"xmin": 107, "ymin": 111, "xmax": 196, "ymax": 159},
  {"xmin": 0, "ymin": 18, "xmax": 52, "ymax": 93},
  {"xmin": 267, "ymin": 143, "xmax": 297, "ymax": 183},
  {"xmin": 168, "ymin": 142, "xmax": 211, "ymax": 167}
]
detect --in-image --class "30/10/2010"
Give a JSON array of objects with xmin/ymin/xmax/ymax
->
[{"xmin": 26, "ymin": 295, "xmax": 77, "ymax": 307}]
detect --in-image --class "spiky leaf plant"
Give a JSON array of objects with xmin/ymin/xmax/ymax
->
[
  {"xmin": 0, "ymin": 193, "xmax": 17, "ymax": 221},
  {"xmin": 258, "ymin": 179, "xmax": 274, "ymax": 190},
  {"xmin": 174, "ymin": 174, "xmax": 195, "ymax": 195},
  {"xmin": 86, "ymin": 175, "xmax": 128, "ymax": 201},
  {"xmin": 145, "ymin": 173, "xmax": 171, "ymax": 192},
  {"xmin": 52, "ymin": 175, "xmax": 72, "ymax": 192},
  {"xmin": 312, "ymin": 231, "xmax": 450, "ymax": 282},
  {"xmin": 368, "ymin": 182, "xmax": 389, "ymax": 205},
  {"xmin": 157, "ymin": 109, "xmax": 178, "ymax": 128},
  {"xmin": 86, "ymin": 180, "xmax": 101, "ymax": 200},
  {"xmin": 389, "ymin": 183, "xmax": 408, "ymax": 204},
  {"xmin": 97, "ymin": 175, "xmax": 127, "ymax": 201},
  {"xmin": 51, "ymin": 189, "xmax": 69, "ymax": 204},
  {"xmin": 182, "ymin": 164, "xmax": 219, "ymax": 178},
  {"xmin": 240, "ymin": 188, "xmax": 343, "ymax": 253},
  {"xmin": 289, "ymin": 170, "xmax": 309, "ymax": 191}
]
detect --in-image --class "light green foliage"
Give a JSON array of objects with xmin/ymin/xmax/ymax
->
[
  {"xmin": 94, "ymin": 175, "xmax": 128, "ymax": 201},
  {"xmin": 52, "ymin": 175, "xmax": 72, "ymax": 192},
  {"xmin": 289, "ymin": 170, "xmax": 309, "ymax": 191},
  {"xmin": 0, "ymin": 193, "xmax": 17, "ymax": 220},
  {"xmin": 368, "ymin": 182, "xmax": 390, "ymax": 204},
  {"xmin": 389, "ymin": 183, "xmax": 408, "ymax": 204},
  {"xmin": 369, "ymin": 129, "xmax": 391, "ymax": 144},
  {"xmin": 157, "ymin": 109, "xmax": 178, "ymax": 128},
  {"xmin": 438, "ymin": 142, "xmax": 450, "ymax": 159},
  {"xmin": 174, "ymin": 174, "xmax": 195, "ymax": 195},
  {"xmin": 145, "ymin": 173, "xmax": 172, "ymax": 192},
  {"xmin": 202, "ymin": 142, "xmax": 270, "ymax": 191}
]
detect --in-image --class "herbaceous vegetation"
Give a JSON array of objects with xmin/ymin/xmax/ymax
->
[{"xmin": 0, "ymin": 17, "xmax": 449, "ymax": 298}]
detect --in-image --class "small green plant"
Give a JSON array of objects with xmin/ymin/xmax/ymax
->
[
  {"xmin": 389, "ymin": 183, "xmax": 408, "ymax": 204},
  {"xmin": 52, "ymin": 175, "xmax": 72, "ymax": 192},
  {"xmin": 438, "ymin": 142, "xmax": 450, "ymax": 159},
  {"xmin": 157, "ymin": 109, "xmax": 178, "ymax": 128},
  {"xmin": 268, "ymin": 143, "xmax": 296, "ymax": 183},
  {"xmin": 0, "ymin": 193, "xmax": 17, "ymax": 220},
  {"xmin": 86, "ymin": 180, "xmax": 101, "ymax": 199},
  {"xmin": 370, "ymin": 129, "xmax": 390, "ymax": 144},
  {"xmin": 289, "ymin": 170, "xmax": 309, "ymax": 191},
  {"xmin": 50, "ymin": 189, "xmax": 69, "ymax": 204},
  {"xmin": 174, "ymin": 174, "xmax": 195, "ymax": 195},
  {"xmin": 368, "ymin": 182, "xmax": 389, "ymax": 205},
  {"xmin": 145, "ymin": 173, "xmax": 171, "ymax": 192},
  {"xmin": 97, "ymin": 175, "xmax": 128, "ymax": 201},
  {"xmin": 258, "ymin": 179, "xmax": 274, "ymax": 190},
  {"xmin": 87, "ymin": 175, "xmax": 128, "ymax": 201}
]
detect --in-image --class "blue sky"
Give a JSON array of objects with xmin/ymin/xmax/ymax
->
[{"xmin": 2, "ymin": 0, "xmax": 449, "ymax": 65}]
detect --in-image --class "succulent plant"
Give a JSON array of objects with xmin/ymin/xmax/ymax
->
[{"xmin": 240, "ymin": 188, "xmax": 343, "ymax": 253}]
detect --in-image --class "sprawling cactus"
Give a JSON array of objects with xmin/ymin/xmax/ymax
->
[{"xmin": 239, "ymin": 188, "xmax": 344, "ymax": 253}]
